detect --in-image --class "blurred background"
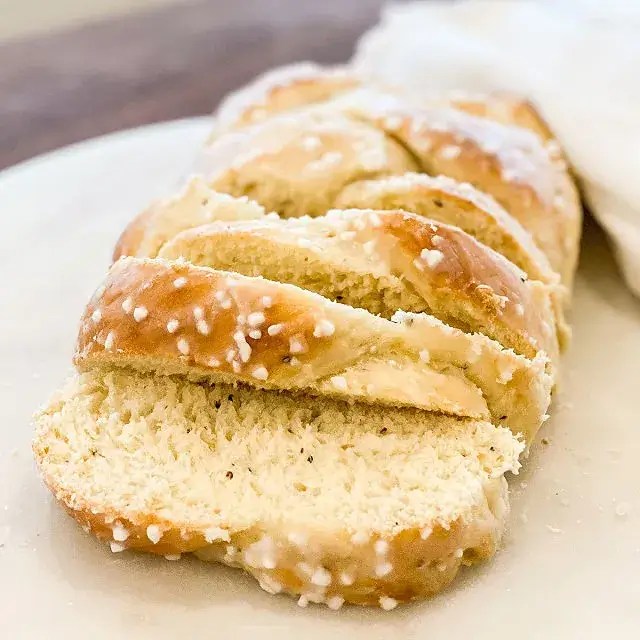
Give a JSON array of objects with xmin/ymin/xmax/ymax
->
[{"xmin": 0, "ymin": 0, "xmax": 389, "ymax": 169}]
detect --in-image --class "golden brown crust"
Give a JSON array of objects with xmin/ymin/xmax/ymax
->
[
  {"xmin": 212, "ymin": 62, "xmax": 359, "ymax": 138},
  {"xmin": 336, "ymin": 173, "xmax": 555, "ymax": 281},
  {"xmin": 35, "ymin": 452, "xmax": 509, "ymax": 608},
  {"xmin": 77, "ymin": 257, "xmax": 371, "ymax": 387},
  {"xmin": 375, "ymin": 210, "xmax": 559, "ymax": 363}
]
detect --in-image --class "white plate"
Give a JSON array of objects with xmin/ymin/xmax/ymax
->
[{"xmin": 1, "ymin": 119, "xmax": 638, "ymax": 640}]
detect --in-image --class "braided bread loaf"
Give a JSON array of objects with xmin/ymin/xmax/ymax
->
[{"xmin": 34, "ymin": 62, "xmax": 582, "ymax": 610}]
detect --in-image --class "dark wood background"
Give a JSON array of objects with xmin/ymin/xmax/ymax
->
[{"xmin": 0, "ymin": 0, "xmax": 393, "ymax": 170}]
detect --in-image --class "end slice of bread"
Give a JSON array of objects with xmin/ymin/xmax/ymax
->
[{"xmin": 33, "ymin": 368, "xmax": 523, "ymax": 608}]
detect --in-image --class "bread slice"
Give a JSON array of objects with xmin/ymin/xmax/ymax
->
[
  {"xmin": 197, "ymin": 109, "xmax": 417, "ymax": 220},
  {"xmin": 334, "ymin": 173, "xmax": 570, "ymax": 348},
  {"xmin": 335, "ymin": 173, "xmax": 557, "ymax": 286},
  {"xmin": 33, "ymin": 367, "xmax": 523, "ymax": 608},
  {"xmin": 75, "ymin": 257, "xmax": 552, "ymax": 442},
  {"xmin": 156, "ymin": 207, "xmax": 559, "ymax": 365}
]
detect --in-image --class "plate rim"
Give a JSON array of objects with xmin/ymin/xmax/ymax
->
[{"xmin": 0, "ymin": 116, "xmax": 210, "ymax": 184}]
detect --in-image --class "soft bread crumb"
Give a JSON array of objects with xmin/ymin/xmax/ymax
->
[
  {"xmin": 35, "ymin": 369, "xmax": 522, "ymax": 534},
  {"xmin": 33, "ymin": 368, "xmax": 522, "ymax": 611}
]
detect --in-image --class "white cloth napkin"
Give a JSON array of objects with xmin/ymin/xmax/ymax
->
[{"xmin": 353, "ymin": 0, "xmax": 640, "ymax": 296}]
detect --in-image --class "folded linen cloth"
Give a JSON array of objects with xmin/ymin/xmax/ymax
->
[{"xmin": 353, "ymin": 0, "xmax": 640, "ymax": 297}]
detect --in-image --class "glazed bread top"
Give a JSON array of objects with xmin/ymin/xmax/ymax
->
[{"xmin": 198, "ymin": 109, "xmax": 418, "ymax": 219}]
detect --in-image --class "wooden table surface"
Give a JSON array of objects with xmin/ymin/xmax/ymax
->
[{"xmin": 0, "ymin": 0, "xmax": 389, "ymax": 170}]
